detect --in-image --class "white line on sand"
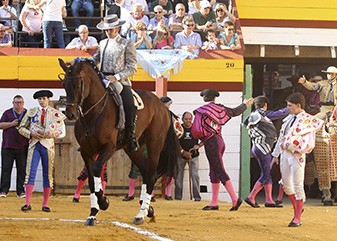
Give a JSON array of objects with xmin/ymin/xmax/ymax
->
[{"xmin": 0, "ymin": 217, "xmax": 173, "ymax": 241}]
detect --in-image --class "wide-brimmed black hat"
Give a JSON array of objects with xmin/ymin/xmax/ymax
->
[
  {"xmin": 200, "ymin": 89, "xmax": 220, "ymax": 99},
  {"xmin": 96, "ymin": 14, "xmax": 125, "ymax": 30},
  {"xmin": 33, "ymin": 90, "xmax": 53, "ymax": 99}
]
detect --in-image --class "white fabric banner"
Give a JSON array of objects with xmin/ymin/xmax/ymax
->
[{"xmin": 136, "ymin": 49, "xmax": 193, "ymax": 79}]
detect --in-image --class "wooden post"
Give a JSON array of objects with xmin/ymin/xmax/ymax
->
[
  {"xmin": 155, "ymin": 76, "xmax": 167, "ymax": 97},
  {"xmin": 155, "ymin": 76, "xmax": 168, "ymax": 197}
]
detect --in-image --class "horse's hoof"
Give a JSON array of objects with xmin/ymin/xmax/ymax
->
[
  {"xmin": 323, "ymin": 200, "xmax": 333, "ymax": 206},
  {"xmin": 85, "ymin": 218, "xmax": 97, "ymax": 226},
  {"xmin": 98, "ymin": 196, "xmax": 109, "ymax": 211},
  {"xmin": 147, "ymin": 206, "xmax": 154, "ymax": 218},
  {"xmin": 133, "ymin": 217, "xmax": 144, "ymax": 225}
]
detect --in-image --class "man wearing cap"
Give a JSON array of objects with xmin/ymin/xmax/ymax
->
[
  {"xmin": 298, "ymin": 66, "xmax": 337, "ymax": 120},
  {"xmin": 192, "ymin": 0, "xmax": 217, "ymax": 41},
  {"xmin": 93, "ymin": 14, "xmax": 139, "ymax": 152},
  {"xmin": 192, "ymin": 89, "xmax": 254, "ymax": 211},
  {"xmin": 18, "ymin": 90, "xmax": 66, "ymax": 212}
]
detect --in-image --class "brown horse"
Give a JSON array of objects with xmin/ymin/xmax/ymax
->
[{"xmin": 58, "ymin": 58, "xmax": 179, "ymax": 225}]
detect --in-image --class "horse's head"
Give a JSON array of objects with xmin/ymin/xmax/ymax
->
[{"xmin": 58, "ymin": 58, "xmax": 87, "ymax": 120}]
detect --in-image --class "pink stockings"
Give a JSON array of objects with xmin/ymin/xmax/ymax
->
[
  {"xmin": 208, "ymin": 181, "xmax": 239, "ymax": 207},
  {"xmin": 288, "ymin": 194, "xmax": 303, "ymax": 223}
]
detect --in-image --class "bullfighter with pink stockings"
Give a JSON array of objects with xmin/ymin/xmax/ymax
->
[{"xmin": 192, "ymin": 89, "xmax": 253, "ymax": 211}]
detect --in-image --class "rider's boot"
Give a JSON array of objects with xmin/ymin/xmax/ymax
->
[{"xmin": 127, "ymin": 114, "xmax": 139, "ymax": 152}]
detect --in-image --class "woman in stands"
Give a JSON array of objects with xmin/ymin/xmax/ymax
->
[
  {"xmin": 19, "ymin": 0, "xmax": 43, "ymax": 47},
  {"xmin": 129, "ymin": 21, "xmax": 152, "ymax": 49},
  {"xmin": 218, "ymin": 21, "xmax": 240, "ymax": 50},
  {"xmin": 214, "ymin": 3, "xmax": 235, "ymax": 30},
  {"xmin": 153, "ymin": 24, "xmax": 173, "ymax": 49}
]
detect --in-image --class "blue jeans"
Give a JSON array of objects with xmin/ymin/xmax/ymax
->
[
  {"xmin": 42, "ymin": 21, "xmax": 65, "ymax": 48},
  {"xmin": 71, "ymin": 0, "xmax": 94, "ymax": 28}
]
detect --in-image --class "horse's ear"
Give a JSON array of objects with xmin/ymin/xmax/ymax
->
[{"xmin": 59, "ymin": 58, "xmax": 69, "ymax": 73}]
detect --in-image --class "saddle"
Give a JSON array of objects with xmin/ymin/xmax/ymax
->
[{"xmin": 100, "ymin": 74, "xmax": 144, "ymax": 131}]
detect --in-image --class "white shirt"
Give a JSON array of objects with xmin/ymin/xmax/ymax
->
[
  {"xmin": 42, "ymin": 0, "xmax": 66, "ymax": 22},
  {"xmin": 20, "ymin": 4, "xmax": 43, "ymax": 32},
  {"xmin": 0, "ymin": 6, "xmax": 17, "ymax": 30},
  {"xmin": 66, "ymin": 36, "xmax": 98, "ymax": 49}
]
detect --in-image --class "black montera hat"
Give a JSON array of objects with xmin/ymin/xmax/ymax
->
[
  {"xmin": 200, "ymin": 89, "xmax": 219, "ymax": 102},
  {"xmin": 33, "ymin": 90, "xmax": 53, "ymax": 99},
  {"xmin": 160, "ymin": 96, "xmax": 172, "ymax": 103}
]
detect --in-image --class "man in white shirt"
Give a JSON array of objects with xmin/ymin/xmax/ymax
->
[{"xmin": 66, "ymin": 25, "xmax": 98, "ymax": 51}]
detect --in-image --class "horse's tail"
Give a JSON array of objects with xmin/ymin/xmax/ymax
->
[{"xmin": 156, "ymin": 113, "xmax": 180, "ymax": 182}]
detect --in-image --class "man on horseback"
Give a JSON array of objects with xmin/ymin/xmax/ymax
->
[{"xmin": 93, "ymin": 14, "xmax": 139, "ymax": 152}]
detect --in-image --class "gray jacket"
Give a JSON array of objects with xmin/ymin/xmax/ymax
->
[{"xmin": 93, "ymin": 34, "xmax": 137, "ymax": 86}]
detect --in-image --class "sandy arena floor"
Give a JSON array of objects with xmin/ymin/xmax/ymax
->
[{"xmin": 0, "ymin": 193, "xmax": 336, "ymax": 241}]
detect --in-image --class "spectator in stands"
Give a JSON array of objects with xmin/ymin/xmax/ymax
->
[
  {"xmin": 0, "ymin": 23, "xmax": 12, "ymax": 47},
  {"xmin": 117, "ymin": 0, "xmax": 148, "ymax": 16},
  {"xmin": 31, "ymin": 0, "xmax": 67, "ymax": 48},
  {"xmin": 174, "ymin": 16, "xmax": 202, "ymax": 56},
  {"xmin": 66, "ymin": 24, "xmax": 98, "ymax": 51},
  {"xmin": 173, "ymin": 0, "xmax": 188, "ymax": 14},
  {"xmin": 19, "ymin": 0, "xmax": 43, "ymax": 47},
  {"xmin": 153, "ymin": 24, "xmax": 173, "ymax": 49},
  {"xmin": 214, "ymin": 3, "xmax": 235, "ymax": 30},
  {"xmin": 147, "ymin": 5, "xmax": 168, "ymax": 32},
  {"xmin": 169, "ymin": 3, "xmax": 190, "ymax": 32},
  {"xmin": 71, "ymin": 0, "xmax": 94, "ymax": 31},
  {"xmin": 130, "ymin": 21, "xmax": 152, "ymax": 49},
  {"xmin": 219, "ymin": 21, "xmax": 241, "ymax": 50},
  {"xmin": 122, "ymin": 3, "xmax": 149, "ymax": 37},
  {"xmin": 0, "ymin": 0, "xmax": 17, "ymax": 34},
  {"xmin": 201, "ymin": 30, "xmax": 219, "ymax": 50},
  {"xmin": 150, "ymin": 0, "xmax": 173, "ymax": 15},
  {"xmin": 193, "ymin": 0, "xmax": 217, "ymax": 41},
  {"xmin": 105, "ymin": 0, "xmax": 121, "ymax": 18},
  {"xmin": 188, "ymin": 0, "xmax": 200, "ymax": 15}
]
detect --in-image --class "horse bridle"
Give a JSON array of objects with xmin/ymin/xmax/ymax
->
[{"xmin": 60, "ymin": 71, "xmax": 108, "ymax": 118}]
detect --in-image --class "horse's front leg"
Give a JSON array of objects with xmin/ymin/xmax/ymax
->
[
  {"xmin": 81, "ymin": 154, "xmax": 99, "ymax": 226},
  {"xmin": 92, "ymin": 144, "xmax": 114, "ymax": 211}
]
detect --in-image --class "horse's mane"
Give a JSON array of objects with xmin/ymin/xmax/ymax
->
[
  {"xmin": 72, "ymin": 58, "xmax": 106, "ymax": 89},
  {"xmin": 72, "ymin": 57, "xmax": 99, "ymax": 73}
]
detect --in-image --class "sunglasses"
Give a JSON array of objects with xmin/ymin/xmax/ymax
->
[
  {"xmin": 139, "ymin": 28, "xmax": 147, "ymax": 31},
  {"xmin": 154, "ymin": 11, "xmax": 162, "ymax": 14},
  {"xmin": 227, "ymin": 28, "xmax": 234, "ymax": 31},
  {"xmin": 0, "ymin": 30, "xmax": 5, "ymax": 32},
  {"xmin": 216, "ymin": 9, "xmax": 224, "ymax": 12},
  {"xmin": 163, "ymin": 33, "xmax": 168, "ymax": 35}
]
